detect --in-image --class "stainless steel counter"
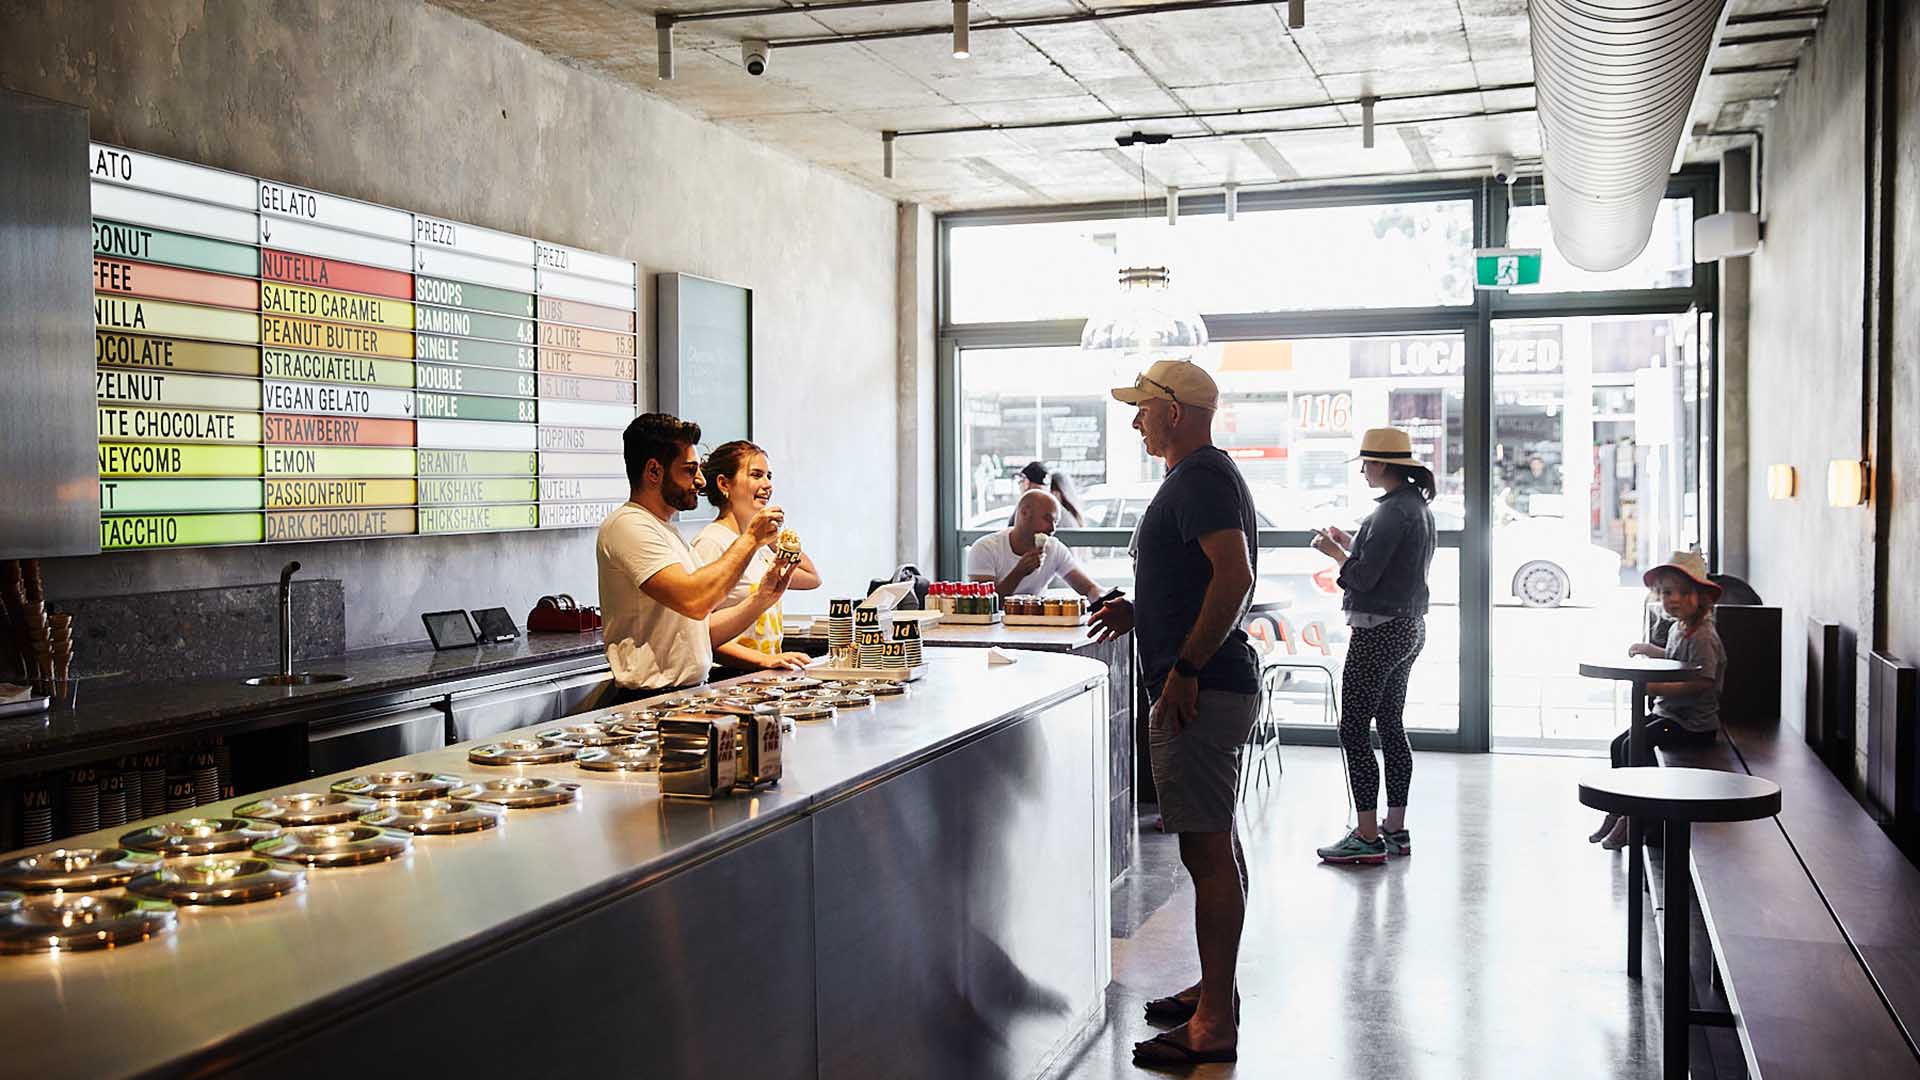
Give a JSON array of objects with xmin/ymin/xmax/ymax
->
[{"xmin": 0, "ymin": 647, "xmax": 1111, "ymax": 1079}]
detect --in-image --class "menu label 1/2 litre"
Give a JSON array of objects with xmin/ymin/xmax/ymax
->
[
  {"xmin": 96, "ymin": 369, "xmax": 260, "ymax": 411},
  {"xmin": 415, "ymin": 449, "xmax": 538, "ymax": 476},
  {"xmin": 413, "ymin": 305, "xmax": 535, "ymax": 345},
  {"xmin": 260, "ymin": 282, "xmax": 415, "ymax": 330},
  {"xmin": 261, "ymin": 380, "xmax": 415, "ymax": 419},
  {"xmin": 101, "ymin": 512, "xmax": 265, "ymax": 550},
  {"xmin": 261, "ymin": 315, "xmax": 413, "ymax": 359},
  {"xmin": 537, "ymin": 373, "xmax": 636, "ymax": 404},
  {"xmin": 418, "ymin": 478, "xmax": 539, "ymax": 505},
  {"xmin": 100, "ymin": 479, "xmax": 264, "ymax": 514},
  {"xmin": 537, "ymin": 347, "xmax": 636, "ymax": 381},
  {"xmin": 98, "ymin": 405, "xmax": 262, "ymax": 444},
  {"xmin": 414, "ymin": 363, "xmax": 536, "ymax": 399},
  {"xmin": 99, "ymin": 442, "xmax": 263, "ymax": 478},
  {"xmin": 95, "ymin": 295, "xmax": 261, "ymax": 345},
  {"xmin": 96, "ymin": 332, "xmax": 260, "ymax": 376},
  {"xmin": 412, "ymin": 276, "xmax": 535, "ymax": 319},
  {"xmin": 413, "ymin": 392, "xmax": 536, "ymax": 424},
  {"xmin": 537, "ymin": 322, "xmax": 635, "ymax": 357},
  {"xmin": 263, "ymin": 446, "xmax": 416, "ymax": 477},
  {"xmin": 261, "ymin": 249, "xmax": 414, "ymax": 301},
  {"xmin": 94, "ymin": 220, "xmax": 260, "ymax": 278},
  {"xmin": 419, "ymin": 504, "xmax": 539, "ymax": 534},
  {"xmin": 262, "ymin": 349, "xmax": 415, "ymax": 388},
  {"xmin": 538, "ymin": 501, "xmax": 623, "ymax": 529},
  {"xmin": 263, "ymin": 414, "xmax": 416, "ymax": 447},
  {"xmin": 412, "ymin": 333, "xmax": 533, "ymax": 371},
  {"xmin": 93, "ymin": 257, "xmax": 260, "ymax": 311},
  {"xmin": 266, "ymin": 508, "xmax": 418, "ymax": 543},
  {"xmin": 265, "ymin": 478, "xmax": 417, "ymax": 510}
]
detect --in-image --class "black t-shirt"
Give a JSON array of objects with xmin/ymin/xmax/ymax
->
[{"xmin": 1130, "ymin": 446, "xmax": 1261, "ymax": 700}]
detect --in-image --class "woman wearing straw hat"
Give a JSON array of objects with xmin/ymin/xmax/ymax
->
[{"xmin": 1310, "ymin": 427, "xmax": 1438, "ymax": 865}]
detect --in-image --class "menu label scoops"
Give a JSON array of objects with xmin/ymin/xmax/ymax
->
[
  {"xmin": 419, "ymin": 504, "xmax": 538, "ymax": 533},
  {"xmin": 102, "ymin": 513, "xmax": 265, "ymax": 550},
  {"xmin": 266, "ymin": 508, "xmax": 417, "ymax": 543},
  {"xmin": 413, "ymin": 276, "xmax": 535, "ymax": 319}
]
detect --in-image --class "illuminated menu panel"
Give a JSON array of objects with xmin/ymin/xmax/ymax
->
[{"xmin": 89, "ymin": 143, "xmax": 639, "ymax": 549}]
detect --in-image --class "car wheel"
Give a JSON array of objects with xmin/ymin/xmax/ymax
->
[{"xmin": 1513, "ymin": 561, "xmax": 1570, "ymax": 608}]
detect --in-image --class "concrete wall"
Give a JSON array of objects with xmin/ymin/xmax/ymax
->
[
  {"xmin": 0, "ymin": 0, "xmax": 900, "ymax": 649},
  {"xmin": 1887, "ymin": 3, "xmax": 1920, "ymax": 684}
]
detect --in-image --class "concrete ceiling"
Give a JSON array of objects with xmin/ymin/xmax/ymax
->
[{"xmin": 432, "ymin": 0, "xmax": 1825, "ymax": 210}]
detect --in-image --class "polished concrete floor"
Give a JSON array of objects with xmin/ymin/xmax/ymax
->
[{"xmin": 1050, "ymin": 746, "xmax": 1665, "ymax": 1079}]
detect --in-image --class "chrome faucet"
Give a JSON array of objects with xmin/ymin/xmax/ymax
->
[{"xmin": 278, "ymin": 561, "xmax": 301, "ymax": 678}]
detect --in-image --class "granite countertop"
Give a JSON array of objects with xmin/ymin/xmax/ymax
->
[{"xmin": 0, "ymin": 631, "xmax": 610, "ymax": 765}]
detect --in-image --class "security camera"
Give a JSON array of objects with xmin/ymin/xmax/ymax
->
[
  {"xmin": 1490, "ymin": 154, "xmax": 1517, "ymax": 185},
  {"xmin": 742, "ymin": 39, "xmax": 771, "ymax": 76}
]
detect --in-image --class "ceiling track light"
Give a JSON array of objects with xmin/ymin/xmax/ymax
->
[
  {"xmin": 882, "ymin": 131, "xmax": 897, "ymax": 179},
  {"xmin": 1287, "ymin": 0, "xmax": 1304, "ymax": 29},
  {"xmin": 1223, "ymin": 183, "xmax": 1239, "ymax": 221},
  {"xmin": 656, "ymin": 14, "xmax": 675, "ymax": 79},
  {"xmin": 1166, "ymin": 186, "xmax": 1180, "ymax": 226},
  {"xmin": 952, "ymin": 0, "xmax": 970, "ymax": 58},
  {"xmin": 1361, "ymin": 96, "xmax": 1376, "ymax": 149}
]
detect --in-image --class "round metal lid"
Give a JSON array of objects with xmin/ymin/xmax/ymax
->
[
  {"xmin": 467, "ymin": 738, "xmax": 577, "ymax": 766},
  {"xmin": 125, "ymin": 856, "xmax": 306, "ymax": 906},
  {"xmin": 358, "ymin": 799, "xmax": 503, "ymax": 836},
  {"xmin": 821, "ymin": 692, "xmax": 874, "ymax": 709},
  {"xmin": 330, "ymin": 771, "xmax": 464, "ymax": 801},
  {"xmin": 0, "ymin": 847, "xmax": 153, "ymax": 892},
  {"xmin": 854, "ymin": 680, "xmax": 909, "ymax": 697},
  {"xmin": 251, "ymin": 824, "xmax": 412, "ymax": 867},
  {"xmin": 0, "ymin": 893, "xmax": 177, "ymax": 954},
  {"xmin": 235, "ymin": 791, "xmax": 376, "ymax": 827},
  {"xmin": 761, "ymin": 675, "xmax": 822, "ymax": 691},
  {"xmin": 576, "ymin": 744, "xmax": 662, "ymax": 773},
  {"xmin": 121, "ymin": 818, "xmax": 282, "ymax": 858},
  {"xmin": 449, "ymin": 777, "xmax": 581, "ymax": 809},
  {"xmin": 779, "ymin": 702, "xmax": 836, "ymax": 722},
  {"xmin": 707, "ymin": 698, "xmax": 778, "ymax": 716},
  {"xmin": 535, "ymin": 723, "xmax": 640, "ymax": 748}
]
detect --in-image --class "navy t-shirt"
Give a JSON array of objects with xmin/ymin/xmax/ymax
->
[{"xmin": 1130, "ymin": 446, "xmax": 1261, "ymax": 700}]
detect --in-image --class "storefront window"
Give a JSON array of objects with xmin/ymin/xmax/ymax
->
[{"xmin": 1504, "ymin": 196, "xmax": 1695, "ymax": 293}]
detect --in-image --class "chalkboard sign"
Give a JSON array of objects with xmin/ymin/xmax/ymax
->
[{"xmin": 657, "ymin": 272, "xmax": 751, "ymax": 447}]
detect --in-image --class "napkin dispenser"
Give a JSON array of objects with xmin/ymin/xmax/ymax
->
[
  {"xmin": 731, "ymin": 710, "xmax": 784, "ymax": 790},
  {"xmin": 659, "ymin": 714, "xmax": 739, "ymax": 798}
]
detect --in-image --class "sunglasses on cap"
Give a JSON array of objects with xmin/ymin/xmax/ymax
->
[{"xmin": 1131, "ymin": 374, "xmax": 1194, "ymax": 407}]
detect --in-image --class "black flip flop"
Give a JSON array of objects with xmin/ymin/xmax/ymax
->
[
  {"xmin": 1143, "ymin": 990, "xmax": 1239, "ymax": 1024},
  {"xmin": 1132, "ymin": 1031, "xmax": 1238, "ymax": 1066}
]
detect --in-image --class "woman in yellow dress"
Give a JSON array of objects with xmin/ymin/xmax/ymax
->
[{"xmin": 692, "ymin": 440, "xmax": 821, "ymax": 671}]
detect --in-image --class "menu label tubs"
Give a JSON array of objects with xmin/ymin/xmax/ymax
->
[
  {"xmin": 413, "ymin": 305, "xmax": 534, "ymax": 345},
  {"xmin": 538, "ymin": 501, "xmax": 622, "ymax": 529},
  {"xmin": 537, "ymin": 373, "xmax": 636, "ymax": 404},
  {"xmin": 94, "ymin": 220, "xmax": 260, "ymax": 278},
  {"xmin": 260, "ymin": 282, "xmax": 414, "ymax": 329},
  {"xmin": 537, "ymin": 425, "xmax": 624, "ymax": 453},
  {"xmin": 413, "ymin": 392, "xmax": 535, "ymax": 423},
  {"xmin": 262, "ymin": 349, "xmax": 414, "ymax": 388},
  {"xmin": 98, "ymin": 405, "xmax": 262, "ymax": 444},
  {"xmin": 412, "ymin": 215, "xmax": 535, "ymax": 264},
  {"xmin": 537, "ymin": 323, "xmax": 635, "ymax": 357},
  {"xmin": 99, "ymin": 442, "xmax": 263, "ymax": 478},
  {"xmin": 415, "ymin": 363, "xmax": 536, "ymax": 399},
  {"xmin": 538, "ymin": 451, "xmax": 628, "ymax": 477},
  {"xmin": 89, "ymin": 143, "xmax": 257, "ymax": 208},
  {"xmin": 416, "ymin": 449, "xmax": 538, "ymax": 476},
  {"xmin": 418, "ymin": 478, "xmax": 539, "ymax": 505},
  {"xmin": 536, "ymin": 295, "xmax": 636, "ymax": 333},
  {"xmin": 266, "ymin": 508, "xmax": 417, "ymax": 542},
  {"xmin": 264, "ymin": 414, "xmax": 416, "ymax": 447},
  {"xmin": 91, "ymin": 183, "xmax": 257, "ymax": 245},
  {"xmin": 261, "ymin": 315, "xmax": 412, "ymax": 359},
  {"xmin": 419, "ymin": 504, "xmax": 538, "ymax": 534},
  {"xmin": 263, "ymin": 446, "xmax": 415, "ymax": 477},
  {"xmin": 93, "ymin": 257, "xmax": 259, "ymax": 311},
  {"xmin": 265, "ymin": 478, "xmax": 416, "ymax": 510},
  {"xmin": 413, "ymin": 276, "xmax": 534, "ymax": 319},
  {"xmin": 100, "ymin": 479, "xmax": 264, "ymax": 514},
  {"xmin": 537, "ymin": 347, "xmax": 636, "ymax": 381},
  {"xmin": 411, "ymin": 333, "xmax": 532, "ymax": 371},
  {"xmin": 101, "ymin": 512, "xmax": 264, "ymax": 550},
  {"xmin": 95, "ymin": 295, "xmax": 261, "ymax": 344},
  {"xmin": 261, "ymin": 380, "xmax": 415, "ymax": 419},
  {"xmin": 261, "ymin": 249, "xmax": 413, "ymax": 300},
  {"xmin": 96, "ymin": 369, "xmax": 260, "ymax": 410},
  {"xmin": 96, "ymin": 332, "xmax": 260, "ymax": 376},
  {"xmin": 538, "ymin": 476, "xmax": 628, "ymax": 502},
  {"xmin": 414, "ymin": 419, "xmax": 538, "ymax": 451},
  {"xmin": 258, "ymin": 181, "xmax": 412, "ymax": 240}
]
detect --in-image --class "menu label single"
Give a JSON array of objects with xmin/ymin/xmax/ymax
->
[
  {"xmin": 263, "ymin": 414, "xmax": 415, "ymax": 447},
  {"xmin": 262, "ymin": 349, "xmax": 414, "ymax": 388},
  {"xmin": 95, "ymin": 295, "xmax": 261, "ymax": 344},
  {"xmin": 411, "ymin": 333, "xmax": 533, "ymax": 370},
  {"xmin": 414, "ymin": 363, "xmax": 536, "ymax": 399},
  {"xmin": 96, "ymin": 369, "xmax": 260, "ymax": 411},
  {"xmin": 263, "ymin": 446, "xmax": 415, "ymax": 477},
  {"xmin": 94, "ymin": 220, "xmax": 260, "ymax": 278},
  {"xmin": 98, "ymin": 405, "xmax": 262, "ymax": 444},
  {"xmin": 258, "ymin": 181, "xmax": 412, "ymax": 240},
  {"xmin": 260, "ymin": 282, "xmax": 414, "ymax": 329},
  {"xmin": 537, "ymin": 373, "xmax": 636, "ymax": 404},
  {"xmin": 99, "ymin": 442, "xmax": 263, "ymax": 477},
  {"xmin": 261, "ymin": 249, "xmax": 413, "ymax": 300},
  {"xmin": 261, "ymin": 315, "xmax": 413, "ymax": 359},
  {"xmin": 419, "ymin": 504, "xmax": 538, "ymax": 534},
  {"xmin": 100, "ymin": 479, "xmax": 263, "ymax": 514},
  {"xmin": 101, "ymin": 512, "xmax": 265, "ymax": 550},
  {"xmin": 413, "ymin": 305, "xmax": 534, "ymax": 344},
  {"xmin": 265, "ymin": 478, "xmax": 416, "ymax": 510},
  {"xmin": 536, "ymin": 295, "xmax": 636, "ymax": 332},
  {"xmin": 418, "ymin": 478, "xmax": 539, "ymax": 505},
  {"xmin": 91, "ymin": 183, "xmax": 258, "ymax": 245},
  {"xmin": 538, "ymin": 476, "xmax": 628, "ymax": 502},
  {"xmin": 414, "ymin": 419, "xmax": 539, "ymax": 451},
  {"xmin": 261, "ymin": 380, "xmax": 415, "ymax": 419},
  {"xmin": 96, "ymin": 332, "xmax": 260, "ymax": 376},
  {"xmin": 416, "ymin": 449, "xmax": 538, "ymax": 476},
  {"xmin": 413, "ymin": 276, "xmax": 534, "ymax": 319},
  {"xmin": 93, "ymin": 257, "xmax": 260, "ymax": 311},
  {"xmin": 538, "ymin": 501, "xmax": 622, "ymax": 529},
  {"xmin": 266, "ymin": 508, "xmax": 417, "ymax": 543},
  {"xmin": 413, "ymin": 392, "xmax": 535, "ymax": 424}
]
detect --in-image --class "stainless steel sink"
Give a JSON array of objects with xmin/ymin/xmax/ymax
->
[{"xmin": 243, "ymin": 673, "xmax": 351, "ymax": 687}]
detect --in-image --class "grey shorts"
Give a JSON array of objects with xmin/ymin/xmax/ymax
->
[{"xmin": 1149, "ymin": 689, "xmax": 1260, "ymax": 834}]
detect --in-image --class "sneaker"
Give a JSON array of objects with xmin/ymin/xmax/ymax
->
[
  {"xmin": 1317, "ymin": 828, "xmax": 1388, "ymax": 865},
  {"xmin": 1381, "ymin": 827, "xmax": 1412, "ymax": 857}
]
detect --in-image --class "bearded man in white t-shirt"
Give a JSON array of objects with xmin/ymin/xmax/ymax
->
[
  {"xmin": 965, "ymin": 489, "xmax": 1106, "ymax": 601},
  {"xmin": 596, "ymin": 413, "xmax": 793, "ymax": 703}
]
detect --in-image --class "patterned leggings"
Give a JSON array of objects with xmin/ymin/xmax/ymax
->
[{"xmin": 1338, "ymin": 617, "xmax": 1425, "ymax": 810}]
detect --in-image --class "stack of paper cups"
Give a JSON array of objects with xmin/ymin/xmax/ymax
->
[
  {"xmin": 891, "ymin": 619, "xmax": 923, "ymax": 669},
  {"xmin": 879, "ymin": 639, "xmax": 908, "ymax": 672},
  {"xmin": 828, "ymin": 598, "xmax": 854, "ymax": 653},
  {"xmin": 856, "ymin": 629, "xmax": 886, "ymax": 669}
]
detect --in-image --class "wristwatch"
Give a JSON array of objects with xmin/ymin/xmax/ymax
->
[{"xmin": 1173, "ymin": 658, "xmax": 1201, "ymax": 679}]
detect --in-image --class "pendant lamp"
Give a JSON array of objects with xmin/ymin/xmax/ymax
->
[{"xmin": 1080, "ymin": 133, "xmax": 1209, "ymax": 361}]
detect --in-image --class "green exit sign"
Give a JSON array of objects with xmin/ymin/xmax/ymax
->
[{"xmin": 1474, "ymin": 247, "xmax": 1543, "ymax": 289}]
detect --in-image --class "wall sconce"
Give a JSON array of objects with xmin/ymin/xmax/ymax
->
[
  {"xmin": 1827, "ymin": 459, "xmax": 1869, "ymax": 507},
  {"xmin": 1766, "ymin": 464, "xmax": 1797, "ymax": 500}
]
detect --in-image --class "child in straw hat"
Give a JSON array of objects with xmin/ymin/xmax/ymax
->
[{"xmin": 1592, "ymin": 550, "xmax": 1727, "ymax": 849}]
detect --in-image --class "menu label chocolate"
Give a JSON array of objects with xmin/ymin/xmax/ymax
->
[
  {"xmin": 96, "ymin": 332, "xmax": 260, "ymax": 376},
  {"xmin": 266, "ymin": 508, "xmax": 417, "ymax": 542}
]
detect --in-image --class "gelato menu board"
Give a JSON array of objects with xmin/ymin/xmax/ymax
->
[{"xmin": 88, "ymin": 144, "xmax": 640, "ymax": 549}]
